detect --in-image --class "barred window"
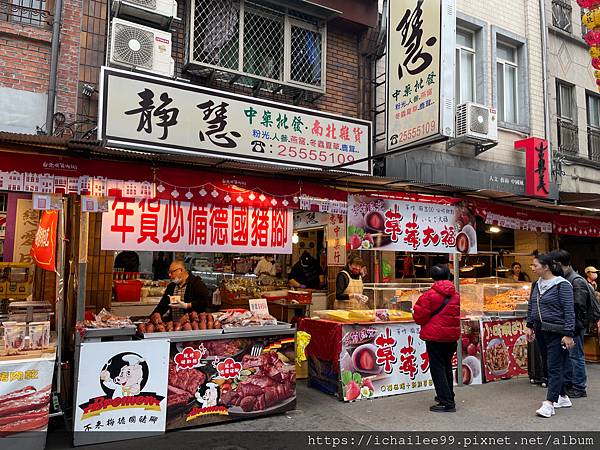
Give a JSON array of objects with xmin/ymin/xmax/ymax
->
[
  {"xmin": 552, "ymin": 0, "xmax": 572, "ymax": 33},
  {"xmin": 189, "ymin": 0, "xmax": 325, "ymax": 92},
  {"xmin": 0, "ymin": 0, "xmax": 52, "ymax": 27}
]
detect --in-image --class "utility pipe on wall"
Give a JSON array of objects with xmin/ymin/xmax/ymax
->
[{"xmin": 45, "ymin": 0, "xmax": 64, "ymax": 135}]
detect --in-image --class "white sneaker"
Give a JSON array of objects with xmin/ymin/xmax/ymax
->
[
  {"xmin": 536, "ymin": 402, "xmax": 555, "ymax": 418},
  {"xmin": 553, "ymin": 395, "xmax": 572, "ymax": 408}
]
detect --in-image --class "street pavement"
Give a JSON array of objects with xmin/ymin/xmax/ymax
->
[{"xmin": 47, "ymin": 363, "xmax": 600, "ymax": 449}]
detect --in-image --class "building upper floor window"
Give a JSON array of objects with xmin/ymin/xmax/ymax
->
[
  {"xmin": 556, "ymin": 80, "xmax": 578, "ymax": 156},
  {"xmin": 455, "ymin": 27, "xmax": 476, "ymax": 105},
  {"xmin": 189, "ymin": 0, "xmax": 326, "ymax": 92},
  {"xmin": 587, "ymin": 92, "xmax": 600, "ymax": 129},
  {"xmin": 0, "ymin": 0, "xmax": 51, "ymax": 27},
  {"xmin": 552, "ymin": 0, "xmax": 572, "ymax": 33},
  {"xmin": 496, "ymin": 42, "xmax": 518, "ymax": 124}
]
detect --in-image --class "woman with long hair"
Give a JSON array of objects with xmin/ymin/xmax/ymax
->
[{"xmin": 526, "ymin": 252, "xmax": 575, "ymax": 418}]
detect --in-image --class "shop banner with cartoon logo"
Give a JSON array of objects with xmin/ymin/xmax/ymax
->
[
  {"xmin": 166, "ymin": 333, "xmax": 296, "ymax": 430},
  {"xmin": 481, "ymin": 318, "xmax": 528, "ymax": 382},
  {"xmin": 339, "ymin": 323, "xmax": 434, "ymax": 402},
  {"xmin": 73, "ymin": 340, "xmax": 169, "ymax": 446},
  {"xmin": 0, "ymin": 354, "xmax": 55, "ymax": 450}
]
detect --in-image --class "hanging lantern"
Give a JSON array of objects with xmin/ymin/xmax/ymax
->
[
  {"xmin": 577, "ymin": 0, "xmax": 600, "ymax": 9},
  {"xmin": 579, "ymin": 0, "xmax": 600, "ymax": 92}
]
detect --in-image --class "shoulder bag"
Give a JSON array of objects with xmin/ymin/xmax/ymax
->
[
  {"xmin": 430, "ymin": 295, "xmax": 452, "ymax": 318},
  {"xmin": 536, "ymin": 284, "xmax": 567, "ymax": 334}
]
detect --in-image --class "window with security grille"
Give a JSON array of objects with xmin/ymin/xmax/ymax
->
[
  {"xmin": 189, "ymin": 0, "xmax": 325, "ymax": 92},
  {"xmin": 552, "ymin": 0, "xmax": 572, "ymax": 33},
  {"xmin": 0, "ymin": 0, "xmax": 51, "ymax": 27}
]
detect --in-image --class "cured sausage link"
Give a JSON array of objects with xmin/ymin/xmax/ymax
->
[
  {"xmin": 0, "ymin": 387, "xmax": 51, "ymax": 418},
  {"xmin": 0, "ymin": 386, "xmax": 36, "ymax": 405},
  {"xmin": 0, "ymin": 414, "xmax": 50, "ymax": 435},
  {"xmin": 0, "ymin": 407, "xmax": 48, "ymax": 426}
]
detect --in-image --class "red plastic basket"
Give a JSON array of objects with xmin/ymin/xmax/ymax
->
[{"xmin": 113, "ymin": 279, "xmax": 143, "ymax": 302}]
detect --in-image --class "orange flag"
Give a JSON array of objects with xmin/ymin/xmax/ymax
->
[{"xmin": 30, "ymin": 210, "xmax": 58, "ymax": 271}]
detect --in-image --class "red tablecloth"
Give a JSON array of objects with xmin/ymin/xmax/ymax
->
[{"xmin": 298, "ymin": 318, "xmax": 344, "ymax": 365}]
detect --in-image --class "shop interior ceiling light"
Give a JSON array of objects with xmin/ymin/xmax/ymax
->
[
  {"xmin": 488, "ymin": 226, "xmax": 502, "ymax": 233},
  {"xmin": 292, "ymin": 233, "xmax": 299, "ymax": 244}
]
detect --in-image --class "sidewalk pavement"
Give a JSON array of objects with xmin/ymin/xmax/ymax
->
[{"xmin": 47, "ymin": 363, "xmax": 600, "ymax": 449}]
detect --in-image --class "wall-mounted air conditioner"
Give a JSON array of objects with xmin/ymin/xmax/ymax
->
[
  {"xmin": 108, "ymin": 18, "xmax": 174, "ymax": 77},
  {"xmin": 455, "ymin": 102, "xmax": 498, "ymax": 142},
  {"xmin": 112, "ymin": 0, "xmax": 178, "ymax": 28}
]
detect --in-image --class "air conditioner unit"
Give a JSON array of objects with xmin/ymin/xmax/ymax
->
[
  {"xmin": 112, "ymin": 0, "xmax": 178, "ymax": 28},
  {"xmin": 109, "ymin": 18, "xmax": 174, "ymax": 77},
  {"xmin": 455, "ymin": 102, "xmax": 498, "ymax": 142}
]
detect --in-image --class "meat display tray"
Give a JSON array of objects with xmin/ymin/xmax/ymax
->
[
  {"xmin": 83, "ymin": 326, "xmax": 137, "ymax": 339},
  {"xmin": 222, "ymin": 322, "xmax": 292, "ymax": 333},
  {"xmin": 140, "ymin": 329, "xmax": 224, "ymax": 340}
]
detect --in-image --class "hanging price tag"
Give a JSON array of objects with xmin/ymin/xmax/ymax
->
[{"xmin": 249, "ymin": 298, "xmax": 270, "ymax": 317}]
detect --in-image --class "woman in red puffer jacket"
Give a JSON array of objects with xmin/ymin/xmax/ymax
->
[{"xmin": 413, "ymin": 264, "xmax": 460, "ymax": 413}]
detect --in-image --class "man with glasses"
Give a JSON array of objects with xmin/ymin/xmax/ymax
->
[{"xmin": 152, "ymin": 259, "xmax": 210, "ymax": 321}]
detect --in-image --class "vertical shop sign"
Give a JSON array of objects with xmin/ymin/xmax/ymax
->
[
  {"xmin": 515, "ymin": 137, "xmax": 551, "ymax": 198},
  {"xmin": 386, "ymin": 0, "xmax": 455, "ymax": 151},
  {"xmin": 30, "ymin": 210, "xmax": 58, "ymax": 271},
  {"xmin": 327, "ymin": 213, "xmax": 346, "ymax": 267}
]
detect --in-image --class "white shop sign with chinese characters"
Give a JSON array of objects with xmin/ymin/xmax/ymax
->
[
  {"xmin": 99, "ymin": 67, "xmax": 371, "ymax": 174},
  {"xmin": 73, "ymin": 340, "xmax": 169, "ymax": 446},
  {"xmin": 386, "ymin": 0, "xmax": 455, "ymax": 151},
  {"xmin": 327, "ymin": 213, "xmax": 346, "ymax": 267},
  {"xmin": 101, "ymin": 198, "xmax": 293, "ymax": 254},
  {"xmin": 340, "ymin": 323, "xmax": 433, "ymax": 401}
]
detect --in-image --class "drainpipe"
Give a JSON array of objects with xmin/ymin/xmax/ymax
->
[
  {"xmin": 539, "ymin": 0, "xmax": 550, "ymax": 142},
  {"xmin": 45, "ymin": 0, "xmax": 64, "ymax": 135}
]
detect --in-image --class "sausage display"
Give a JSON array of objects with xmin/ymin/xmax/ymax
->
[{"xmin": 0, "ymin": 385, "xmax": 51, "ymax": 436}]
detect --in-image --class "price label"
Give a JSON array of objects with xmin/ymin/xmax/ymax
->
[{"xmin": 249, "ymin": 298, "xmax": 270, "ymax": 317}]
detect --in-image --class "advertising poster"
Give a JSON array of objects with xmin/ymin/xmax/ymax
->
[
  {"xmin": 347, "ymin": 195, "xmax": 477, "ymax": 254},
  {"xmin": 481, "ymin": 318, "xmax": 528, "ymax": 382},
  {"xmin": 102, "ymin": 197, "xmax": 293, "ymax": 254},
  {"xmin": 453, "ymin": 320, "xmax": 483, "ymax": 386},
  {"xmin": 0, "ymin": 355, "xmax": 55, "ymax": 450},
  {"xmin": 166, "ymin": 335, "xmax": 296, "ymax": 429},
  {"xmin": 339, "ymin": 323, "xmax": 434, "ymax": 402},
  {"xmin": 73, "ymin": 340, "xmax": 169, "ymax": 446}
]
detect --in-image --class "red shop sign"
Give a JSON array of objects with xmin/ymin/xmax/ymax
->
[{"xmin": 515, "ymin": 137, "xmax": 550, "ymax": 198}]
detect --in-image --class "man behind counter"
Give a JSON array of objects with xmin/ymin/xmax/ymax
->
[
  {"xmin": 288, "ymin": 251, "xmax": 326, "ymax": 289},
  {"xmin": 152, "ymin": 259, "xmax": 211, "ymax": 321}
]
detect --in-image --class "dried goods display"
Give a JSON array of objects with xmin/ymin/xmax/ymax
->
[
  {"xmin": 484, "ymin": 288, "xmax": 530, "ymax": 311},
  {"xmin": 212, "ymin": 310, "xmax": 278, "ymax": 328},
  {"xmin": 80, "ymin": 308, "xmax": 133, "ymax": 329}
]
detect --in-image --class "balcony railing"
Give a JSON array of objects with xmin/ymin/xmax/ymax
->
[
  {"xmin": 557, "ymin": 118, "xmax": 579, "ymax": 157},
  {"xmin": 588, "ymin": 128, "xmax": 600, "ymax": 163}
]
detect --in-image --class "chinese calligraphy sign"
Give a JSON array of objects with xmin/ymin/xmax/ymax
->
[
  {"xmin": 100, "ymin": 68, "xmax": 371, "ymax": 174},
  {"xmin": 101, "ymin": 198, "xmax": 293, "ymax": 254},
  {"xmin": 515, "ymin": 137, "xmax": 551, "ymax": 199},
  {"xmin": 386, "ymin": 0, "xmax": 455, "ymax": 151}
]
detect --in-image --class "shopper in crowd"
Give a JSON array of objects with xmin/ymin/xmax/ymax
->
[
  {"xmin": 334, "ymin": 254, "xmax": 368, "ymax": 310},
  {"xmin": 526, "ymin": 252, "xmax": 575, "ymax": 418},
  {"xmin": 288, "ymin": 251, "xmax": 326, "ymax": 290},
  {"xmin": 413, "ymin": 264, "xmax": 460, "ymax": 413},
  {"xmin": 552, "ymin": 250, "xmax": 593, "ymax": 398},
  {"xmin": 510, "ymin": 262, "xmax": 531, "ymax": 282},
  {"xmin": 153, "ymin": 259, "xmax": 211, "ymax": 321},
  {"xmin": 584, "ymin": 266, "xmax": 598, "ymax": 291}
]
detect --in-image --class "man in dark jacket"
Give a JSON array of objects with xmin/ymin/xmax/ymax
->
[
  {"xmin": 152, "ymin": 259, "xmax": 211, "ymax": 321},
  {"xmin": 552, "ymin": 250, "xmax": 591, "ymax": 398},
  {"xmin": 413, "ymin": 264, "xmax": 460, "ymax": 413}
]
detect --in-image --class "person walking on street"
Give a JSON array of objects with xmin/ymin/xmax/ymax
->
[
  {"xmin": 584, "ymin": 266, "xmax": 598, "ymax": 292},
  {"xmin": 526, "ymin": 252, "xmax": 575, "ymax": 418},
  {"xmin": 413, "ymin": 264, "xmax": 460, "ymax": 413},
  {"xmin": 552, "ymin": 250, "xmax": 593, "ymax": 398}
]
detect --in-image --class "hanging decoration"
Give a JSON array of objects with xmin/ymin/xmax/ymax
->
[{"xmin": 580, "ymin": 0, "xmax": 600, "ymax": 90}]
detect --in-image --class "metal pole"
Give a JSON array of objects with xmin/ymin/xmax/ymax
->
[
  {"xmin": 54, "ymin": 198, "xmax": 66, "ymax": 394},
  {"xmin": 453, "ymin": 252, "xmax": 463, "ymax": 387},
  {"xmin": 45, "ymin": 0, "xmax": 64, "ymax": 135}
]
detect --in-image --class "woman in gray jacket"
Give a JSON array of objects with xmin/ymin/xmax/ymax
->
[{"xmin": 526, "ymin": 252, "xmax": 575, "ymax": 418}]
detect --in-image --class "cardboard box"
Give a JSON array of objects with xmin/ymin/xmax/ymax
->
[{"xmin": 584, "ymin": 335, "xmax": 600, "ymax": 363}]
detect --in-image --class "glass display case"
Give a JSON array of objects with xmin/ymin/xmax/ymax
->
[
  {"xmin": 460, "ymin": 277, "xmax": 531, "ymax": 317},
  {"xmin": 362, "ymin": 283, "xmax": 432, "ymax": 310}
]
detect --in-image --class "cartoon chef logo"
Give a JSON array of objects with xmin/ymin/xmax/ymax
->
[{"xmin": 99, "ymin": 352, "xmax": 149, "ymax": 398}]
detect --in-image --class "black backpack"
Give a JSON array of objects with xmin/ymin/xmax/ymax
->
[{"xmin": 571, "ymin": 274, "xmax": 600, "ymax": 323}]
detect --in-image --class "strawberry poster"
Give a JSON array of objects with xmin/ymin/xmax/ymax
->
[
  {"xmin": 339, "ymin": 323, "xmax": 434, "ymax": 401},
  {"xmin": 480, "ymin": 318, "xmax": 528, "ymax": 382},
  {"xmin": 453, "ymin": 319, "xmax": 483, "ymax": 386},
  {"xmin": 165, "ymin": 334, "xmax": 296, "ymax": 429}
]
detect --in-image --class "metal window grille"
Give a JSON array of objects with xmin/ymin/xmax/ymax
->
[
  {"xmin": 557, "ymin": 118, "xmax": 579, "ymax": 156},
  {"xmin": 0, "ymin": 0, "xmax": 51, "ymax": 27},
  {"xmin": 588, "ymin": 128, "xmax": 600, "ymax": 162},
  {"xmin": 189, "ymin": 0, "xmax": 325, "ymax": 92},
  {"xmin": 552, "ymin": 0, "xmax": 572, "ymax": 33}
]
